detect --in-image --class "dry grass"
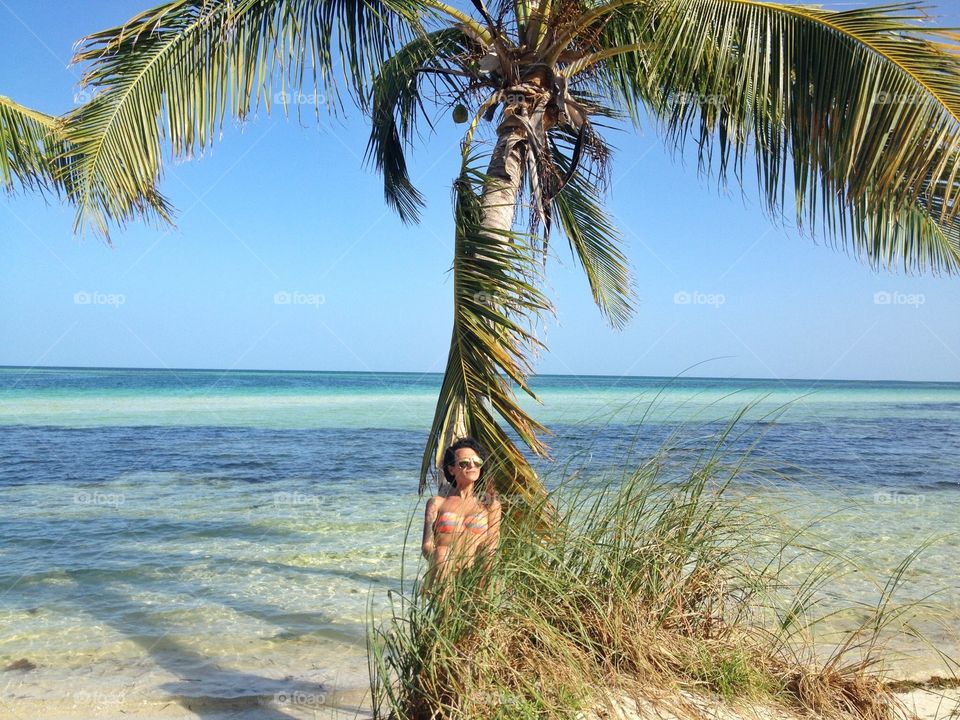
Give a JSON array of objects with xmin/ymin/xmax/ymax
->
[{"xmin": 369, "ymin": 424, "xmax": 942, "ymax": 720}]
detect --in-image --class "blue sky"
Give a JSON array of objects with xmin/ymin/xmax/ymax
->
[{"xmin": 1, "ymin": 0, "xmax": 958, "ymax": 381}]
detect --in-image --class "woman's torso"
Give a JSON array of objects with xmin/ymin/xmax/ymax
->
[{"xmin": 432, "ymin": 495, "xmax": 489, "ymax": 556}]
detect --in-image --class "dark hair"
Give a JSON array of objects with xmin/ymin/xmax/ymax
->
[{"xmin": 441, "ymin": 437, "xmax": 488, "ymax": 485}]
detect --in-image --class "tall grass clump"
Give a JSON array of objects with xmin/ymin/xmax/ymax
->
[{"xmin": 369, "ymin": 425, "xmax": 928, "ymax": 720}]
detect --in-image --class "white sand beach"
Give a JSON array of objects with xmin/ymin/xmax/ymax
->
[{"xmin": 3, "ymin": 683, "xmax": 957, "ymax": 720}]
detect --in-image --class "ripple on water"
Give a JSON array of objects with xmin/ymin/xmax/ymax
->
[{"xmin": 2, "ymin": 370, "xmax": 960, "ymax": 696}]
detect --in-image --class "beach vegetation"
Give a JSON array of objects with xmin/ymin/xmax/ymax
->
[
  {"xmin": 1, "ymin": 0, "xmax": 960, "ymax": 500},
  {"xmin": 369, "ymin": 424, "xmax": 945, "ymax": 719}
]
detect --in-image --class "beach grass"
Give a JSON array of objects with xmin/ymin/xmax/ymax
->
[{"xmin": 368, "ymin": 421, "xmax": 946, "ymax": 719}]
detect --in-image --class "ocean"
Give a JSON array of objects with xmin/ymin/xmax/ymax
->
[{"xmin": 1, "ymin": 367, "xmax": 958, "ymax": 715}]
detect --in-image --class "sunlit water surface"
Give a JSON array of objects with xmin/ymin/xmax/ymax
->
[{"xmin": 1, "ymin": 368, "xmax": 958, "ymax": 709}]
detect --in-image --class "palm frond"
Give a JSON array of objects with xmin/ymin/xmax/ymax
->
[
  {"xmin": 550, "ymin": 134, "xmax": 635, "ymax": 329},
  {"xmin": 513, "ymin": 93, "xmax": 634, "ymax": 328},
  {"xmin": 365, "ymin": 27, "xmax": 480, "ymax": 223},
  {"xmin": 420, "ymin": 156, "xmax": 553, "ymax": 502},
  {"xmin": 578, "ymin": 3, "xmax": 655, "ymax": 124},
  {"xmin": 62, "ymin": 0, "xmax": 418, "ymax": 237},
  {"xmin": 856, "ymin": 188, "xmax": 960, "ymax": 271},
  {"xmin": 0, "ymin": 96, "xmax": 70, "ymax": 195},
  {"xmin": 589, "ymin": 0, "xmax": 960, "ymax": 273}
]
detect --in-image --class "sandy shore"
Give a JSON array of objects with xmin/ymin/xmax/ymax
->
[
  {"xmin": 0, "ymin": 657, "xmax": 373, "ymax": 720},
  {"xmin": 0, "ymin": 687, "xmax": 374, "ymax": 720},
  {"xmin": 0, "ymin": 700, "xmax": 372, "ymax": 719},
  {"xmin": 2, "ymin": 684, "xmax": 957, "ymax": 720},
  {"xmin": 585, "ymin": 687, "xmax": 960, "ymax": 720}
]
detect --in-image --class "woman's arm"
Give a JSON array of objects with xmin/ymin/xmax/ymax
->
[
  {"xmin": 422, "ymin": 497, "xmax": 439, "ymax": 559},
  {"xmin": 485, "ymin": 497, "xmax": 502, "ymax": 554}
]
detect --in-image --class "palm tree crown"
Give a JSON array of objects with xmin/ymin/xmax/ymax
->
[{"xmin": 2, "ymin": 0, "xmax": 959, "ymax": 500}]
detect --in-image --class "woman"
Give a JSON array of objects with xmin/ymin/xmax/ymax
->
[{"xmin": 421, "ymin": 437, "xmax": 502, "ymax": 592}]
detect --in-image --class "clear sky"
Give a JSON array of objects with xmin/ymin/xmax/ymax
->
[{"xmin": 1, "ymin": 0, "xmax": 958, "ymax": 382}]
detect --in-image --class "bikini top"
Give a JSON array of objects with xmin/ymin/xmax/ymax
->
[{"xmin": 434, "ymin": 509, "xmax": 488, "ymax": 535}]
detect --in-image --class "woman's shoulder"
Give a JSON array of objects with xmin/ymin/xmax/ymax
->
[
  {"xmin": 425, "ymin": 496, "xmax": 445, "ymax": 516},
  {"xmin": 481, "ymin": 493, "xmax": 501, "ymax": 511}
]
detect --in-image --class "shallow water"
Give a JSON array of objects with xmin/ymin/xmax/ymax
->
[{"xmin": 1, "ymin": 367, "xmax": 958, "ymax": 709}]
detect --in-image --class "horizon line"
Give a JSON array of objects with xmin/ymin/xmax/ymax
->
[{"xmin": 0, "ymin": 364, "xmax": 957, "ymax": 386}]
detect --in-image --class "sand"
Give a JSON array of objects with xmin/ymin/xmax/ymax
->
[
  {"xmin": 2, "ymin": 683, "xmax": 958, "ymax": 720},
  {"xmin": 584, "ymin": 688, "xmax": 960, "ymax": 720},
  {"xmin": 0, "ymin": 687, "xmax": 374, "ymax": 720}
]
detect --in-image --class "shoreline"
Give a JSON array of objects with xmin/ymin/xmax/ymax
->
[
  {"xmin": 2, "ymin": 680, "xmax": 957, "ymax": 720},
  {"xmin": 5, "ymin": 364, "xmax": 960, "ymax": 388},
  {"xmin": 3, "ymin": 638, "xmax": 957, "ymax": 713}
]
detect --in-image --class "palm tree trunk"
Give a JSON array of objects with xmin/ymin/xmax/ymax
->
[{"xmin": 481, "ymin": 123, "xmax": 528, "ymax": 237}]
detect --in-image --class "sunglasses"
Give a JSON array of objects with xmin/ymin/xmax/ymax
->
[{"xmin": 455, "ymin": 458, "xmax": 484, "ymax": 469}]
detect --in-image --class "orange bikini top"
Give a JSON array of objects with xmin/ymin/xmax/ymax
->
[{"xmin": 434, "ymin": 510, "xmax": 488, "ymax": 535}]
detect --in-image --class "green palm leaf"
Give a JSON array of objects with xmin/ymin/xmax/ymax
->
[
  {"xmin": 366, "ymin": 27, "xmax": 479, "ymax": 223},
  {"xmin": 551, "ymin": 144, "xmax": 635, "ymax": 329},
  {"xmin": 588, "ymin": 0, "xmax": 960, "ymax": 272},
  {"xmin": 62, "ymin": 0, "xmax": 418, "ymax": 237},
  {"xmin": 420, "ymin": 155, "xmax": 553, "ymax": 501},
  {"xmin": 0, "ymin": 96, "xmax": 70, "ymax": 194},
  {"xmin": 847, "ymin": 184, "xmax": 960, "ymax": 271}
]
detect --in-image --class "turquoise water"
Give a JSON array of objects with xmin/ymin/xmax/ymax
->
[
  {"xmin": 4, "ymin": 367, "xmax": 959, "ymax": 428},
  {"xmin": 1, "ymin": 367, "xmax": 958, "ymax": 710}
]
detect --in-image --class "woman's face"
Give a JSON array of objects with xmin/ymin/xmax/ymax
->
[{"xmin": 448, "ymin": 447, "xmax": 483, "ymax": 488}]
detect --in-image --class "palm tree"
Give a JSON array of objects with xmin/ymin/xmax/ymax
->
[{"xmin": 3, "ymin": 0, "xmax": 960, "ymax": 502}]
